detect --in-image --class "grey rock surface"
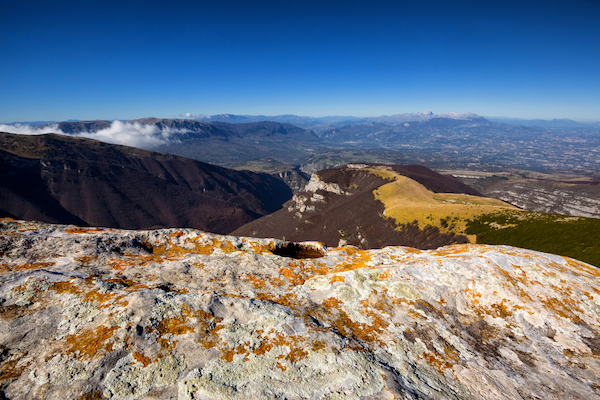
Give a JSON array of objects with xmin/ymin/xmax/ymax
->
[
  {"xmin": 0, "ymin": 219, "xmax": 599, "ymax": 399},
  {"xmin": 482, "ymin": 179, "xmax": 600, "ymax": 219}
]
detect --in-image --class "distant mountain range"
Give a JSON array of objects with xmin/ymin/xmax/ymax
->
[
  {"xmin": 485, "ymin": 116, "xmax": 600, "ymax": 128},
  {"xmin": 191, "ymin": 111, "xmax": 486, "ymax": 132},
  {"xmin": 3, "ymin": 114, "xmax": 600, "ymax": 174},
  {"xmin": 6, "ymin": 113, "xmax": 599, "ymax": 131}
]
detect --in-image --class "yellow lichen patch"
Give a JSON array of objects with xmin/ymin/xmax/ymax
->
[
  {"xmin": 221, "ymin": 347, "xmax": 238, "ymax": 362},
  {"xmin": 375, "ymin": 270, "xmax": 393, "ymax": 280},
  {"xmin": 155, "ymin": 314, "xmax": 195, "ymax": 337},
  {"xmin": 463, "ymin": 287, "xmax": 483, "ymax": 304},
  {"xmin": 49, "ymin": 280, "xmax": 82, "ymax": 295},
  {"xmin": 332, "ymin": 250, "xmax": 374, "ymax": 274},
  {"xmin": 244, "ymin": 274, "xmax": 268, "ymax": 289},
  {"xmin": 132, "ymin": 351, "xmax": 152, "ymax": 367},
  {"xmin": 564, "ymin": 257, "xmax": 600, "ymax": 277},
  {"xmin": 276, "ymin": 362, "xmax": 287, "ymax": 371},
  {"xmin": 250, "ymin": 332, "xmax": 309, "ymax": 363},
  {"xmin": 65, "ymin": 325, "xmax": 119, "ymax": 360},
  {"xmin": 280, "ymin": 264, "xmax": 306, "ymax": 286},
  {"xmin": 541, "ymin": 297, "xmax": 585, "ymax": 324},
  {"xmin": 488, "ymin": 301, "xmax": 513, "ymax": 318},
  {"xmin": 105, "ymin": 257, "xmax": 147, "ymax": 271},
  {"xmin": 0, "ymin": 352, "xmax": 29, "ymax": 382},
  {"xmin": 312, "ymin": 341, "xmax": 327, "ymax": 351},
  {"xmin": 64, "ymin": 227, "xmax": 105, "ymax": 234},
  {"xmin": 106, "ymin": 277, "xmax": 149, "ymax": 291},
  {"xmin": 1, "ymin": 261, "xmax": 55, "ymax": 273},
  {"xmin": 422, "ymin": 351, "xmax": 456, "ymax": 374},
  {"xmin": 243, "ymin": 239, "xmax": 275, "ymax": 255},
  {"xmin": 319, "ymin": 297, "xmax": 390, "ymax": 346},
  {"xmin": 151, "ymin": 306, "xmax": 225, "ymax": 350},
  {"xmin": 192, "ymin": 238, "xmax": 241, "ymax": 255},
  {"xmin": 255, "ymin": 293, "xmax": 301, "ymax": 311},
  {"xmin": 329, "ymin": 275, "xmax": 345, "ymax": 284},
  {"xmin": 81, "ymin": 289, "xmax": 119, "ymax": 306}
]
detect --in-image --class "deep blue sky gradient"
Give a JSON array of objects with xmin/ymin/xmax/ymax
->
[{"xmin": 2, "ymin": 0, "xmax": 600, "ymax": 122}]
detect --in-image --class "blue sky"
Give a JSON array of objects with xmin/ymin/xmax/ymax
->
[{"xmin": 2, "ymin": 0, "xmax": 600, "ymax": 122}]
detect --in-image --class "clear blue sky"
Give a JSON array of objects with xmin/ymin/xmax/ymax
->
[{"xmin": 2, "ymin": 0, "xmax": 600, "ymax": 122}]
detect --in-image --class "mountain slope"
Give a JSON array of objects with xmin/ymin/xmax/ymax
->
[
  {"xmin": 0, "ymin": 132, "xmax": 292, "ymax": 233},
  {"xmin": 233, "ymin": 164, "xmax": 491, "ymax": 249},
  {"xmin": 233, "ymin": 163, "xmax": 600, "ymax": 267}
]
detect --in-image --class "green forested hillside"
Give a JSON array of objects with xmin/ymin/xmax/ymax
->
[{"xmin": 466, "ymin": 211, "xmax": 600, "ymax": 267}]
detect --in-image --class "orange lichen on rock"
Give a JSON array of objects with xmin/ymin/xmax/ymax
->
[
  {"xmin": 332, "ymin": 250, "xmax": 374, "ymax": 274},
  {"xmin": 1, "ymin": 261, "xmax": 55, "ymax": 272},
  {"xmin": 255, "ymin": 293, "xmax": 300, "ymax": 310},
  {"xmin": 49, "ymin": 280, "xmax": 83, "ymax": 296},
  {"xmin": 65, "ymin": 325, "xmax": 119, "ymax": 360},
  {"xmin": 0, "ymin": 353, "xmax": 29, "ymax": 381},
  {"xmin": 106, "ymin": 277, "xmax": 149, "ymax": 290},
  {"xmin": 320, "ymin": 296, "xmax": 390, "ymax": 346},
  {"xmin": 64, "ymin": 227, "xmax": 104, "ymax": 234},
  {"xmin": 540, "ymin": 296, "xmax": 585, "ymax": 324},
  {"xmin": 132, "ymin": 351, "xmax": 152, "ymax": 367},
  {"xmin": 244, "ymin": 274, "xmax": 268, "ymax": 289},
  {"xmin": 243, "ymin": 239, "xmax": 275, "ymax": 255},
  {"xmin": 280, "ymin": 264, "xmax": 306, "ymax": 286},
  {"xmin": 193, "ymin": 238, "xmax": 240, "ymax": 255}
]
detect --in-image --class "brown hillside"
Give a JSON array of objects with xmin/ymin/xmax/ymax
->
[
  {"xmin": 0, "ymin": 132, "xmax": 292, "ymax": 233},
  {"xmin": 232, "ymin": 164, "xmax": 477, "ymax": 249}
]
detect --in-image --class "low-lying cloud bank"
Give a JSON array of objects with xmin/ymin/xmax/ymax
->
[{"xmin": 0, "ymin": 121, "xmax": 186, "ymax": 148}]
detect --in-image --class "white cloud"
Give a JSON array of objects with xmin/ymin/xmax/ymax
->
[
  {"xmin": 179, "ymin": 113, "xmax": 207, "ymax": 119},
  {"xmin": 0, "ymin": 120, "xmax": 188, "ymax": 149},
  {"xmin": 0, "ymin": 123, "xmax": 62, "ymax": 135}
]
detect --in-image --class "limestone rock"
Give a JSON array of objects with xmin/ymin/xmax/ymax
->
[{"xmin": 0, "ymin": 218, "xmax": 599, "ymax": 399}]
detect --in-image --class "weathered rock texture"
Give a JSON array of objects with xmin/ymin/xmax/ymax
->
[{"xmin": 1, "ymin": 218, "xmax": 599, "ymax": 399}]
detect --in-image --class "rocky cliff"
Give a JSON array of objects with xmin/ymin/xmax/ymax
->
[{"xmin": 1, "ymin": 219, "xmax": 599, "ymax": 399}]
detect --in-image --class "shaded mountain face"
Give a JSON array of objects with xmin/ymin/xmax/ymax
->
[
  {"xmin": 233, "ymin": 163, "xmax": 481, "ymax": 249},
  {"xmin": 2, "ymin": 220, "xmax": 599, "ymax": 399},
  {"xmin": 209, "ymin": 120, "xmax": 315, "ymax": 138},
  {"xmin": 0, "ymin": 132, "xmax": 292, "ymax": 233}
]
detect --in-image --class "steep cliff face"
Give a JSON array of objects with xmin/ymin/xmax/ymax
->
[{"xmin": 1, "ymin": 219, "xmax": 599, "ymax": 399}]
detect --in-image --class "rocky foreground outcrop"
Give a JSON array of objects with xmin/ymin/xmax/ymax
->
[{"xmin": 1, "ymin": 219, "xmax": 599, "ymax": 399}]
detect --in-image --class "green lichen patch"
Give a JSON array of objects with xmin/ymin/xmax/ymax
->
[
  {"xmin": 179, "ymin": 348, "xmax": 385, "ymax": 400},
  {"xmin": 104, "ymin": 354, "xmax": 185, "ymax": 400}
]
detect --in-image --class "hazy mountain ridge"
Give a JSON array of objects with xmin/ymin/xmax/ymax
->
[{"xmin": 22, "ymin": 115, "xmax": 599, "ymax": 173}]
